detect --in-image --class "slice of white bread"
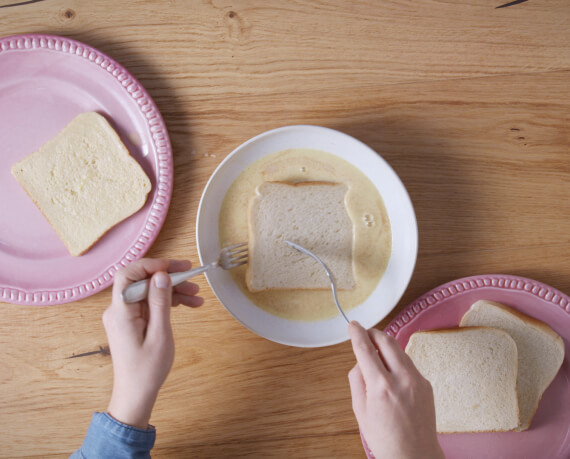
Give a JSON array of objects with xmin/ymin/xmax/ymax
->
[
  {"xmin": 11, "ymin": 112, "xmax": 151, "ymax": 256},
  {"xmin": 246, "ymin": 181, "xmax": 355, "ymax": 292},
  {"xmin": 405, "ymin": 327, "xmax": 520, "ymax": 433},
  {"xmin": 460, "ymin": 300, "xmax": 565, "ymax": 431}
]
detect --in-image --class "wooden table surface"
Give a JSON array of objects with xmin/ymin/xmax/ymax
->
[{"xmin": 1, "ymin": 1, "xmax": 568, "ymax": 457}]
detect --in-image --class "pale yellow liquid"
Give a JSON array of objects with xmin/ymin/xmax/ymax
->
[{"xmin": 219, "ymin": 148, "xmax": 391, "ymax": 321}]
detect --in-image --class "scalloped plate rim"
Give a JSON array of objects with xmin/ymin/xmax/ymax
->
[
  {"xmin": 0, "ymin": 34, "xmax": 173, "ymax": 306},
  {"xmin": 361, "ymin": 273, "xmax": 570, "ymax": 459}
]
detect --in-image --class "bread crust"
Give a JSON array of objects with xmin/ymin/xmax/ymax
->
[
  {"xmin": 11, "ymin": 112, "xmax": 151, "ymax": 256},
  {"xmin": 406, "ymin": 326, "xmax": 521, "ymax": 433},
  {"xmin": 246, "ymin": 181, "xmax": 353, "ymax": 292},
  {"xmin": 9, "ymin": 175, "xmax": 81, "ymax": 255},
  {"xmin": 266, "ymin": 180, "xmax": 341, "ymax": 187},
  {"xmin": 460, "ymin": 300, "xmax": 564, "ymax": 345},
  {"xmin": 460, "ymin": 300, "xmax": 564, "ymax": 431}
]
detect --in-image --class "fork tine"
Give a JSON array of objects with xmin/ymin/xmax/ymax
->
[
  {"xmin": 225, "ymin": 242, "xmax": 247, "ymax": 251},
  {"xmin": 230, "ymin": 259, "xmax": 248, "ymax": 268},
  {"xmin": 219, "ymin": 242, "xmax": 248, "ymax": 269},
  {"xmin": 226, "ymin": 258, "xmax": 248, "ymax": 268}
]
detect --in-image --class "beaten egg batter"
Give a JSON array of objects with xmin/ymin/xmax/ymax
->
[{"xmin": 219, "ymin": 148, "xmax": 391, "ymax": 321}]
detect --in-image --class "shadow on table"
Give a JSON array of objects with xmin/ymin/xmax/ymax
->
[
  {"xmin": 330, "ymin": 114, "xmax": 567, "ymax": 323},
  {"xmin": 158, "ymin": 336, "xmax": 359, "ymax": 458},
  {"xmin": 331, "ymin": 117, "xmax": 483, "ymax": 322}
]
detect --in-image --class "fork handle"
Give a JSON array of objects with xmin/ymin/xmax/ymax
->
[{"xmin": 121, "ymin": 261, "xmax": 218, "ymax": 304}]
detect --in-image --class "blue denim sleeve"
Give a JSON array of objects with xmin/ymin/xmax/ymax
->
[{"xmin": 70, "ymin": 412, "xmax": 156, "ymax": 459}]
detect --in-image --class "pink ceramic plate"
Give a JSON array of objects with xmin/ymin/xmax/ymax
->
[
  {"xmin": 362, "ymin": 274, "xmax": 570, "ymax": 459},
  {"xmin": 0, "ymin": 35, "xmax": 172, "ymax": 305}
]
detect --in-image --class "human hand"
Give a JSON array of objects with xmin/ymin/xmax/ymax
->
[
  {"xmin": 103, "ymin": 258, "xmax": 204, "ymax": 429},
  {"xmin": 348, "ymin": 322, "xmax": 444, "ymax": 459}
]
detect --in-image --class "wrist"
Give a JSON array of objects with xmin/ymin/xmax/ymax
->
[{"xmin": 107, "ymin": 386, "xmax": 159, "ymax": 429}]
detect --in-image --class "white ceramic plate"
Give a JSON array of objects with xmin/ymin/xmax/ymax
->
[{"xmin": 196, "ymin": 125, "xmax": 417, "ymax": 347}]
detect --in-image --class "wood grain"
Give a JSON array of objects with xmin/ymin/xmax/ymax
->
[
  {"xmin": 0, "ymin": 0, "xmax": 569, "ymax": 457},
  {"xmin": 1, "ymin": 0, "xmax": 570, "ymax": 97}
]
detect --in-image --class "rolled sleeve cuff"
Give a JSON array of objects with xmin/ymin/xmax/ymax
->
[{"xmin": 72, "ymin": 412, "xmax": 155, "ymax": 459}]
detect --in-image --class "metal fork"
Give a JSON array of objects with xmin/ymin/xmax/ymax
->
[
  {"xmin": 121, "ymin": 242, "xmax": 248, "ymax": 303},
  {"xmin": 285, "ymin": 240, "xmax": 350, "ymax": 324}
]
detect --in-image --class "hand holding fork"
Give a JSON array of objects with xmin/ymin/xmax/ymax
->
[{"xmin": 121, "ymin": 243, "xmax": 248, "ymax": 303}]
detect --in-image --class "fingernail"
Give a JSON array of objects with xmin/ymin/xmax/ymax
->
[
  {"xmin": 154, "ymin": 272, "xmax": 171, "ymax": 289},
  {"xmin": 350, "ymin": 320, "xmax": 363, "ymax": 329}
]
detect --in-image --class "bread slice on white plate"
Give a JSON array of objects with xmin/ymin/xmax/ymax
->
[
  {"xmin": 460, "ymin": 300, "xmax": 565, "ymax": 431},
  {"xmin": 11, "ymin": 112, "xmax": 151, "ymax": 256},
  {"xmin": 246, "ymin": 181, "xmax": 355, "ymax": 292},
  {"xmin": 405, "ymin": 327, "xmax": 520, "ymax": 433}
]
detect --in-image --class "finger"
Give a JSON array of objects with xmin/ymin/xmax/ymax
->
[
  {"xmin": 112, "ymin": 258, "xmax": 170, "ymax": 305},
  {"xmin": 348, "ymin": 364, "xmax": 367, "ymax": 418},
  {"xmin": 167, "ymin": 259, "xmax": 192, "ymax": 273},
  {"xmin": 145, "ymin": 271, "xmax": 173, "ymax": 343},
  {"xmin": 349, "ymin": 321, "xmax": 389, "ymax": 383},
  {"xmin": 141, "ymin": 303, "xmax": 149, "ymax": 323},
  {"xmin": 112, "ymin": 259, "xmax": 193, "ymax": 312},
  {"xmin": 173, "ymin": 294, "xmax": 204, "ymax": 308},
  {"xmin": 368, "ymin": 328, "xmax": 414, "ymax": 375},
  {"xmin": 173, "ymin": 281, "xmax": 200, "ymax": 297}
]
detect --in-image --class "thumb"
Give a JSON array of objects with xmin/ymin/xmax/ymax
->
[{"xmin": 146, "ymin": 271, "xmax": 173, "ymax": 343}]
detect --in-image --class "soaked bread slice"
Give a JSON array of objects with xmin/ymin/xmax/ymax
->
[
  {"xmin": 460, "ymin": 300, "xmax": 564, "ymax": 430},
  {"xmin": 11, "ymin": 112, "xmax": 151, "ymax": 256},
  {"xmin": 246, "ymin": 181, "xmax": 355, "ymax": 292},
  {"xmin": 405, "ymin": 327, "xmax": 520, "ymax": 433}
]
